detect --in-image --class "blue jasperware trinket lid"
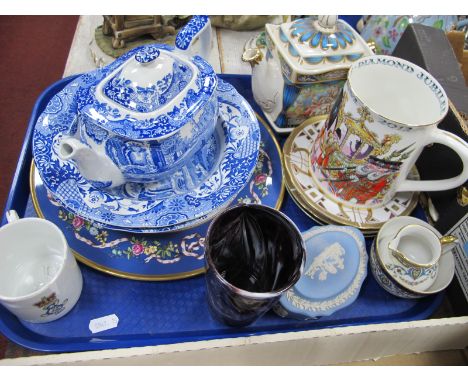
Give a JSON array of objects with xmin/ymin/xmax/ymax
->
[
  {"xmin": 276, "ymin": 225, "xmax": 368, "ymax": 320},
  {"xmin": 80, "ymin": 44, "xmax": 218, "ymax": 140}
]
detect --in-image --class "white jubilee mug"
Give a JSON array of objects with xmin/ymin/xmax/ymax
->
[
  {"xmin": 0, "ymin": 211, "xmax": 83, "ymax": 323},
  {"xmin": 311, "ymin": 55, "xmax": 468, "ymax": 207}
]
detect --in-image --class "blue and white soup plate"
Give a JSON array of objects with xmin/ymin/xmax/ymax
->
[
  {"xmin": 275, "ymin": 225, "xmax": 368, "ymax": 319},
  {"xmin": 58, "ymin": 16, "xmax": 219, "ymax": 190},
  {"xmin": 33, "ymin": 73, "xmax": 261, "ymax": 230}
]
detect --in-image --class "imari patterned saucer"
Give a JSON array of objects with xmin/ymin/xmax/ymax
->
[
  {"xmin": 286, "ymin": 182, "xmax": 378, "ymax": 237},
  {"xmin": 33, "ymin": 73, "xmax": 260, "ymax": 231},
  {"xmin": 30, "ymin": 115, "xmax": 284, "ymax": 281},
  {"xmin": 275, "ymin": 225, "xmax": 368, "ymax": 319},
  {"xmin": 283, "ymin": 116, "xmax": 420, "ymax": 233}
]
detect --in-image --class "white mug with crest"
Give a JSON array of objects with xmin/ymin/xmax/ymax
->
[
  {"xmin": 311, "ymin": 55, "xmax": 468, "ymax": 207},
  {"xmin": 0, "ymin": 211, "xmax": 83, "ymax": 323}
]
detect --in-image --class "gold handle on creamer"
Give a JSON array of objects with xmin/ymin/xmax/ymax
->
[
  {"xmin": 440, "ymin": 235, "xmax": 459, "ymax": 256},
  {"xmin": 457, "ymin": 186, "xmax": 468, "ymax": 207},
  {"xmin": 440, "ymin": 235, "xmax": 458, "ymax": 246}
]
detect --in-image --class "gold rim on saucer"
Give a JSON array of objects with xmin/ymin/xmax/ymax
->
[
  {"xmin": 29, "ymin": 113, "xmax": 285, "ymax": 281},
  {"xmin": 283, "ymin": 115, "xmax": 420, "ymax": 231},
  {"xmin": 286, "ymin": 182, "xmax": 379, "ymax": 237}
]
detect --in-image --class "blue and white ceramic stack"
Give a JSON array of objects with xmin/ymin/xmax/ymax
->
[{"xmin": 32, "ymin": 16, "xmax": 261, "ymax": 235}]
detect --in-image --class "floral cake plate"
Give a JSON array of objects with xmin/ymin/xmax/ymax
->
[
  {"xmin": 283, "ymin": 116, "xmax": 420, "ymax": 232},
  {"xmin": 33, "ymin": 74, "xmax": 260, "ymax": 231},
  {"xmin": 275, "ymin": 225, "xmax": 368, "ymax": 319},
  {"xmin": 30, "ymin": 115, "xmax": 284, "ymax": 281}
]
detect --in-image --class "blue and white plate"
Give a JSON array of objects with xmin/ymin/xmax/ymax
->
[
  {"xmin": 276, "ymin": 225, "xmax": 368, "ymax": 319},
  {"xmin": 33, "ymin": 74, "xmax": 260, "ymax": 230},
  {"xmin": 31, "ymin": 114, "xmax": 283, "ymax": 280}
]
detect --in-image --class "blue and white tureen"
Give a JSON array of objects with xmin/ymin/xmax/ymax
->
[
  {"xmin": 58, "ymin": 16, "xmax": 218, "ymax": 189},
  {"xmin": 33, "ymin": 16, "xmax": 262, "ymax": 230}
]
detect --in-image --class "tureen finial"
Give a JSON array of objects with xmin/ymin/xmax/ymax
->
[
  {"xmin": 134, "ymin": 46, "xmax": 160, "ymax": 64},
  {"xmin": 316, "ymin": 15, "xmax": 338, "ymax": 31}
]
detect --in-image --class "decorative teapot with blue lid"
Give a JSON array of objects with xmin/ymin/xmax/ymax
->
[
  {"xmin": 243, "ymin": 15, "xmax": 374, "ymax": 134},
  {"xmin": 58, "ymin": 16, "xmax": 217, "ymax": 189}
]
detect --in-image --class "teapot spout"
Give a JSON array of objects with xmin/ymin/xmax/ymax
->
[{"xmin": 58, "ymin": 137, "xmax": 125, "ymax": 189}]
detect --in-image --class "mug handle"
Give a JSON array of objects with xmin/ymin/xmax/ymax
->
[
  {"xmin": 397, "ymin": 129, "xmax": 468, "ymax": 193},
  {"xmin": 6, "ymin": 210, "xmax": 20, "ymax": 223}
]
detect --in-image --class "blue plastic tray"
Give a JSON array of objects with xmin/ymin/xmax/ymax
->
[{"xmin": 0, "ymin": 74, "xmax": 443, "ymax": 353}]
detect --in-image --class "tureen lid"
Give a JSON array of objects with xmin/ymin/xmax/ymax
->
[
  {"xmin": 276, "ymin": 225, "xmax": 368, "ymax": 319},
  {"xmin": 266, "ymin": 16, "xmax": 373, "ymax": 81},
  {"xmin": 80, "ymin": 44, "xmax": 217, "ymax": 140}
]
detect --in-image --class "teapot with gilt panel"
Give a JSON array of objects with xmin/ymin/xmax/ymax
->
[{"xmin": 243, "ymin": 15, "xmax": 374, "ymax": 134}]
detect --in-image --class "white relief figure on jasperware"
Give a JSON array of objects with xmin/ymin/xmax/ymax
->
[{"xmin": 305, "ymin": 242, "xmax": 345, "ymax": 281}]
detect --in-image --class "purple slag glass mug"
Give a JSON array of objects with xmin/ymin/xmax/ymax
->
[{"xmin": 204, "ymin": 204, "xmax": 306, "ymax": 327}]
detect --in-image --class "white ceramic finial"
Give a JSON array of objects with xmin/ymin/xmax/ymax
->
[
  {"xmin": 6, "ymin": 210, "xmax": 20, "ymax": 224},
  {"xmin": 317, "ymin": 15, "xmax": 338, "ymax": 30}
]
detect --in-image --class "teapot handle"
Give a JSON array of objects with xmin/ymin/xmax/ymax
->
[{"xmin": 175, "ymin": 15, "xmax": 211, "ymax": 60}]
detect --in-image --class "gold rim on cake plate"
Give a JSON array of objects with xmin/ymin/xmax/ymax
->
[{"xmin": 283, "ymin": 115, "xmax": 419, "ymax": 231}]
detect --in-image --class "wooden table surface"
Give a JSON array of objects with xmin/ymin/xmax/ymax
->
[{"xmin": 63, "ymin": 15, "xmax": 263, "ymax": 78}]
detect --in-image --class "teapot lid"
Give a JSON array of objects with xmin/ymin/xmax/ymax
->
[
  {"xmin": 267, "ymin": 16, "xmax": 373, "ymax": 82},
  {"xmin": 80, "ymin": 44, "xmax": 217, "ymax": 140}
]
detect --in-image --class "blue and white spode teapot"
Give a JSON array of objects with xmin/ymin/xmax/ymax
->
[{"xmin": 58, "ymin": 16, "xmax": 217, "ymax": 189}]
